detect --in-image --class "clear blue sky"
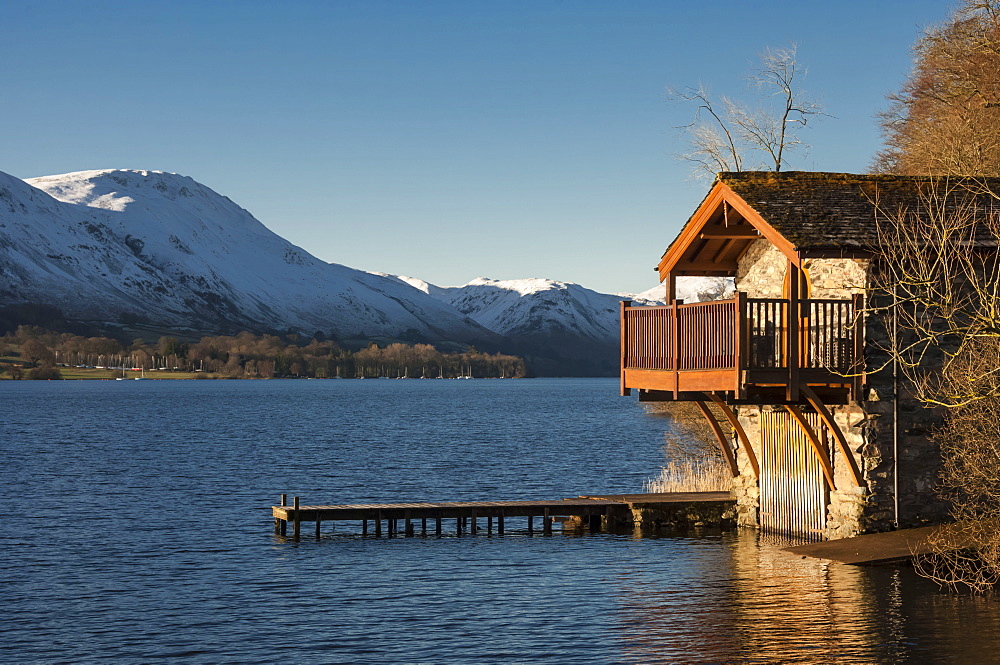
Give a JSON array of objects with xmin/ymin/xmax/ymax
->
[{"xmin": 3, "ymin": 0, "xmax": 949, "ymax": 294}]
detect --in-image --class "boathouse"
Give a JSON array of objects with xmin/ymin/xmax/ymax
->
[{"xmin": 620, "ymin": 172, "xmax": 973, "ymax": 539}]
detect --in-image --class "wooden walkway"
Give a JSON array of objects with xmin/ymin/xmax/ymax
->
[
  {"xmin": 271, "ymin": 492, "xmax": 733, "ymax": 540},
  {"xmin": 784, "ymin": 524, "xmax": 957, "ymax": 565}
]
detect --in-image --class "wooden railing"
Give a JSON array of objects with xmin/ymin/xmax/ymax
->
[{"xmin": 622, "ymin": 295, "xmax": 859, "ymax": 375}]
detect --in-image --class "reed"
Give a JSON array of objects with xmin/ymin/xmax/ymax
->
[{"xmin": 644, "ymin": 458, "xmax": 733, "ymax": 493}]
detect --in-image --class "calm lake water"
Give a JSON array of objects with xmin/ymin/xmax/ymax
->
[{"xmin": 3, "ymin": 378, "xmax": 999, "ymax": 664}]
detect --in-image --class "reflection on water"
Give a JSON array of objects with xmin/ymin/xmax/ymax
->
[{"xmin": 613, "ymin": 527, "xmax": 1000, "ymax": 664}]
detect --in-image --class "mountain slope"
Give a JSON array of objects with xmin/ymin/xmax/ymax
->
[{"xmin": 1, "ymin": 169, "xmax": 495, "ymax": 343}]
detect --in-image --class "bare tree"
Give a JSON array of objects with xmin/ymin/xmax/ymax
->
[
  {"xmin": 671, "ymin": 45, "xmax": 826, "ymax": 178},
  {"xmin": 872, "ymin": 178, "xmax": 1000, "ymax": 592}
]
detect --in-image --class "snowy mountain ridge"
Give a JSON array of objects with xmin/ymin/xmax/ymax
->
[{"xmin": 2, "ymin": 169, "xmax": 495, "ymax": 342}]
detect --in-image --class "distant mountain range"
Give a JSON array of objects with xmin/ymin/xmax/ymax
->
[{"xmin": 0, "ymin": 169, "xmax": 728, "ymax": 375}]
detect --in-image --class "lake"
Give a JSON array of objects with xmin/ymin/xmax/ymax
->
[{"xmin": 3, "ymin": 378, "xmax": 998, "ymax": 664}]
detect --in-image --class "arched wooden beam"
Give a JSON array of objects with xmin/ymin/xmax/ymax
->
[
  {"xmin": 705, "ymin": 393, "xmax": 759, "ymax": 480},
  {"xmin": 693, "ymin": 401, "xmax": 740, "ymax": 478},
  {"xmin": 801, "ymin": 386, "xmax": 865, "ymax": 488},
  {"xmin": 784, "ymin": 405, "xmax": 837, "ymax": 490}
]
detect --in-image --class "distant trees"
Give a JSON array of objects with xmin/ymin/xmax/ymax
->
[
  {"xmin": 0, "ymin": 326, "xmax": 528, "ymax": 380},
  {"xmin": 671, "ymin": 44, "xmax": 826, "ymax": 178},
  {"xmin": 875, "ymin": 0, "xmax": 1000, "ymax": 175}
]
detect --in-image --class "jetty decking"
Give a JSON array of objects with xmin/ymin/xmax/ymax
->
[
  {"xmin": 271, "ymin": 492, "xmax": 734, "ymax": 540},
  {"xmin": 784, "ymin": 524, "xmax": 959, "ymax": 565}
]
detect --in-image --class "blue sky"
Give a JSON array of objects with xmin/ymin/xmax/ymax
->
[{"xmin": 3, "ymin": 0, "xmax": 948, "ymax": 294}]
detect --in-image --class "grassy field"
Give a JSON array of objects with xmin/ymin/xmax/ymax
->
[{"xmin": 2, "ymin": 366, "xmax": 219, "ymax": 380}]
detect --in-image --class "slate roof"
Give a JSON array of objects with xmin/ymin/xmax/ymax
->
[{"xmin": 714, "ymin": 171, "xmax": 1000, "ymax": 250}]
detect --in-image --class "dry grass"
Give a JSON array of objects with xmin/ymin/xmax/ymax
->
[{"xmin": 644, "ymin": 458, "xmax": 733, "ymax": 494}]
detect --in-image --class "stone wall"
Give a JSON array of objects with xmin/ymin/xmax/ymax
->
[{"xmin": 727, "ymin": 241, "xmax": 947, "ymax": 538}]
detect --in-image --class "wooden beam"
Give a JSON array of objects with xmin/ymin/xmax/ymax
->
[
  {"xmin": 801, "ymin": 386, "xmax": 865, "ymax": 488},
  {"xmin": 699, "ymin": 230, "xmax": 761, "ymax": 239},
  {"xmin": 694, "ymin": 401, "xmax": 740, "ymax": 477},
  {"xmin": 705, "ymin": 393, "xmax": 759, "ymax": 480},
  {"xmin": 620, "ymin": 300, "xmax": 631, "ymax": 396},
  {"xmin": 786, "ymin": 260, "xmax": 800, "ymax": 402},
  {"xmin": 784, "ymin": 405, "xmax": 837, "ymax": 490}
]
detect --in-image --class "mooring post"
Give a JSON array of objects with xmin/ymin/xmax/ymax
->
[
  {"xmin": 362, "ymin": 518, "xmax": 368, "ymax": 536},
  {"xmin": 293, "ymin": 496, "xmax": 301, "ymax": 541},
  {"xmin": 589, "ymin": 514, "xmax": 601, "ymax": 532},
  {"xmin": 315, "ymin": 514, "xmax": 322, "ymax": 540},
  {"xmin": 471, "ymin": 511, "xmax": 478, "ymax": 534},
  {"xmin": 498, "ymin": 512, "xmax": 504, "ymax": 535},
  {"xmin": 435, "ymin": 516, "xmax": 442, "ymax": 536},
  {"xmin": 528, "ymin": 514, "xmax": 533, "ymax": 534},
  {"xmin": 421, "ymin": 518, "xmax": 427, "ymax": 535},
  {"xmin": 487, "ymin": 516, "xmax": 493, "ymax": 534},
  {"xmin": 543, "ymin": 508, "xmax": 552, "ymax": 534},
  {"xmin": 375, "ymin": 511, "xmax": 382, "ymax": 537},
  {"xmin": 456, "ymin": 516, "xmax": 463, "ymax": 536},
  {"xmin": 405, "ymin": 511, "xmax": 413, "ymax": 537},
  {"xmin": 279, "ymin": 494, "xmax": 288, "ymax": 537}
]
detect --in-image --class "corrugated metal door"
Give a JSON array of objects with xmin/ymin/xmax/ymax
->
[{"xmin": 758, "ymin": 410, "xmax": 828, "ymax": 540}]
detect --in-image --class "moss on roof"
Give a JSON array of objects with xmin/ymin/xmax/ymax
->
[{"xmin": 714, "ymin": 171, "xmax": 1000, "ymax": 250}]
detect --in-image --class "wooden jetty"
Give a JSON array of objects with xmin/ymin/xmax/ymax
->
[
  {"xmin": 271, "ymin": 491, "xmax": 734, "ymax": 540},
  {"xmin": 784, "ymin": 524, "xmax": 963, "ymax": 565}
]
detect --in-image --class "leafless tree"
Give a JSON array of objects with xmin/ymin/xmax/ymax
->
[
  {"xmin": 872, "ymin": 178, "xmax": 1000, "ymax": 592},
  {"xmin": 671, "ymin": 45, "xmax": 826, "ymax": 178}
]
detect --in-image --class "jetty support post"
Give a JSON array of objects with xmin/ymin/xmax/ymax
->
[
  {"xmin": 362, "ymin": 518, "xmax": 368, "ymax": 536},
  {"xmin": 315, "ymin": 513, "xmax": 321, "ymax": 540},
  {"xmin": 543, "ymin": 508, "xmax": 552, "ymax": 534},
  {"xmin": 292, "ymin": 496, "xmax": 301, "ymax": 541},
  {"xmin": 275, "ymin": 494, "xmax": 287, "ymax": 535},
  {"xmin": 498, "ymin": 511, "xmax": 504, "ymax": 535},
  {"xmin": 405, "ymin": 511, "xmax": 414, "ymax": 537},
  {"xmin": 435, "ymin": 516, "xmax": 442, "ymax": 536},
  {"xmin": 528, "ymin": 514, "xmax": 533, "ymax": 534},
  {"xmin": 375, "ymin": 511, "xmax": 383, "ymax": 537}
]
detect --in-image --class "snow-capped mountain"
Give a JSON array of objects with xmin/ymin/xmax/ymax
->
[
  {"xmin": 381, "ymin": 274, "xmax": 730, "ymax": 342},
  {"xmin": 0, "ymin": 169, "xmax": 495, "ymax": 343},
  {"xmin": 375, "ymin": 275, "xmax": 727, "ymax": 375}
]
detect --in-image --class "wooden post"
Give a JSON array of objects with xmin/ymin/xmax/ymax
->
[
  {"xmin": 315, "ymin": 514, "xmax": 322, "ymax": 540},
  {"xmin": 543, "ymin": 508, "xmax": 552, "ymax": 534},
  {"xmin": 362, "ymin": 518, "xmax": 368, "ymax": 536},
  {"xmin": 456, "ymin": 516, "xmax": 463, "ymax": 536},
  {"xmin": 279, "ymin": 494, "xmax": 287, "ymax": 536},
  {"xmin": 405, "ymin": 511, "xmax": 413, "ymax": 537},
  {"xmin": 375, "ymin": 511, "xmax": 382, "ymax": 537},
  {"xmin": 735, "ymin": 292, "xmax": 748, "ymax": 400},
  {"xmin": 435, "ymin": 516, "xmax": 442, "ymax": 536},
  {"xmin": 787, "ymin": 260, "xmax": 800, "ymax": 402},
  {"xmin": 292, "ymin": 496, "xmax": 301, "ymax": 541},
  {"xmin": 672, "ymin": 299, "xmax": 683, "ymax": 399},
  {"xmin": 498, "ymin": 512, "xmax": 504, "ymax": 535},
  {"xmin": 588, "ymin": 514, "xmax": 601, "ymax": 532},
  {"xmin": 528, "ymin": 515, "xmax": 534, "ymax": 533},
  {"xmin": 471, "ymin": 511, "xmax": 478, "ymax": 534},
  {"xmin": 620, "ymin": 300, "xmax": 631, "ymax": 396},
  {"xmin": 487, "ymin": 516, "xmax": 493, "ymax": 534},
  {"xmin": 421, "ymin": 518, "xmax": 427, "ymax": 535}
]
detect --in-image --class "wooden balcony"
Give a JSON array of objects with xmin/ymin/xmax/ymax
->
[{"xmin": 620, "ymin": 294, "xmax": 863, "ymax": 404}]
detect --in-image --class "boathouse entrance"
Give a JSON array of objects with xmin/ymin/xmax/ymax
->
[{"xmin": 758, "ymin": 409, "xmax": 829, "ymax": 539}]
